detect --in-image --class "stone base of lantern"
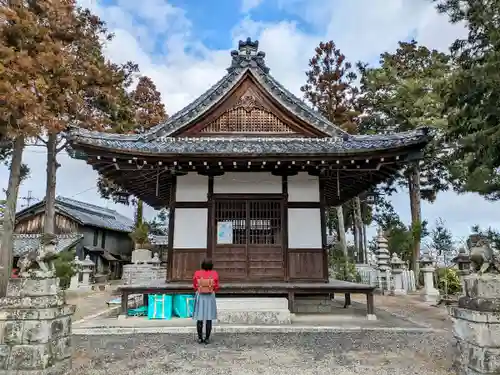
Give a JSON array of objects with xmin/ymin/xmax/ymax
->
[
  {"xmin": 392, "ymin": 288, "xmax": 407, "ymax": 296},
  {"xmin": 422, "ymin": 288, "xmax": 440, "ymax": 304}
]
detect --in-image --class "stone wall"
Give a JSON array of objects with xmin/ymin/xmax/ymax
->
[
  {"xmin": 121, "ymin": 264, "xmax": 166, "ymax": 285},
  {"xmin": 0, "ymin": 277, "xmax": 75, "ymax": 375}
]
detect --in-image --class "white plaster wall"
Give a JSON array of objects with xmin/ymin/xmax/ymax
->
[
  {"xmin": 288, "ymin": 208, "xmax": 322, "ymax": 249},
  {"xmin": 214, "ymin": 172, "xmax": 282, "ymax": 194},
  {"xmin": 175, "ymin": 173, "xmax": 208, "ymax": 202},
  {"xmin": 288, "ymin": 173, "xmax": 320, "ymax": 202},
  {"xmin": 173, "ymin": 208, "xmax": 207, "ymax": 248}
]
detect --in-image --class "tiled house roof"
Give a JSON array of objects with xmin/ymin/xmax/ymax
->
[
  {"xmin": 16, "ymin": 196, "xmax": 134, "ymax": 233},
  {"xmin": 12, "ymin": 233, "xmax": 83, "ymax": 257}
]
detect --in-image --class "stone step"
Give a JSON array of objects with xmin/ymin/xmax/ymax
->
[{"xmin": 216, "ymin": 298, "xmax": 291, "ymax": 325}]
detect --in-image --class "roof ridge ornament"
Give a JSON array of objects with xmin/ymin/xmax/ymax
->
[{"xmin": 228, "ymin": 37, "xmax": 270, "ymax": 74}]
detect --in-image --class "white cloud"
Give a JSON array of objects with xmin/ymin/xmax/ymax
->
[
  {"xmin": 2, "ymin": 0, "xmax": 496, "ymax": 241},
  {"xmin": 241, "ymin": 0, "xmax": 264, "ymax": 13}
]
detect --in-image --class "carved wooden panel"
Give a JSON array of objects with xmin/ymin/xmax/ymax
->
[
  {"xmin": 171, "ymin": 249, "xmax": 207, "ymax": 281},
  {"xmin": 199, "ymin": 89, "xmax": 296, "ymax": 134},
  {"xmin": 288, "ymin": 249, "xmax": 326, "ymax": 281}
]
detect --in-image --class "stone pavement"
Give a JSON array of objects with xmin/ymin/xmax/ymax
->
[
  {"xmin": 72, "ymin": 331, "xmax": 453, "ymax": 375},
  {"xmin": 350, "ymin": 293, "xmax": 452, "ymax": 331},
  {"xmin": 66, "ymin": 290, "xmax": 115, "ymax": 321}
]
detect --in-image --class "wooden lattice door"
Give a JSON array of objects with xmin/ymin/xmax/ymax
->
[{"xmin": 212, "ymin": 198, "xmax": 284, "ymax": 281}]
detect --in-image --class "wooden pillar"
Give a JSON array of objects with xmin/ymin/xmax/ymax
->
[
  {"xmin": 282, "ymin": 175, "xmax": 289, "ymax": 281},
  {"xmin": 166, "ymin": 175, "xmax": 177, "ymax": 282},
  {"xmin": 319, "ymin": 178, "xmax": 329, "ymax": 282},
  {"xmin": 207, "ymin": 175, "xmax": 214, "ymax": 260}
]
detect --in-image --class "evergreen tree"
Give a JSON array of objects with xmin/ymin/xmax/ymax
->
[{"xmin": 358, "ymin": 40, "xmax": 452, "ymax": 271}]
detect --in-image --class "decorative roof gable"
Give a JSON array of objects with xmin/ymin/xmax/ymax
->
[{"xmin": 69, "ymin": 38, "xmax": 349, "ymax": 143}]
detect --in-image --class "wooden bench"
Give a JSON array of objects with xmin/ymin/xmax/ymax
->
[{"xmin": 118, "ymin": 280, "xmax": 376, "ymax": 317}]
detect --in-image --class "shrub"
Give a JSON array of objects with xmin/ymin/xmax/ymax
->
[
  {"xmin": 129, "ymin": 222, "xmax": 150, "ymax": 247},
  {"xmin": 54, "ymin": 250, "xmax": 77, "ymax": 289},
  {"xmin": 437, "ymin": 267, "xmax": 461, "ymax": 296},
  {"xmin": 329, "ymin": 244, "xmax": 361, "ymax": 282}
]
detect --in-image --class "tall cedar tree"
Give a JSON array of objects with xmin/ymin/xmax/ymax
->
[
  {"xmin": 358, "ymin": 40, "xmax": 452, "ymax": 272},
  {"xmin": 433, "ymin": 0, "xmax": 500, "ymax": 200},
  {"xmin": 0, "ymin": 0, "xmax": 135, "ymax": 295},
  {"xmin": 301, "ymin": 41, "xmax": 361, "ymax": 257},
  {"xmin": 97, "ymin": 75, "xmax": 168, "ymax": 203}
]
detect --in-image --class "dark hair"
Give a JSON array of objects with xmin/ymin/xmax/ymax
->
[{"xmin": 201, "ymin": 258, "xmax": 213, "ymax": 271}]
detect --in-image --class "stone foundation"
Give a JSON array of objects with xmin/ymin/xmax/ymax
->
[
  {"xmin": 0, "ymin": 277, "xmax": 75, "ymax": 375},
  {"xmin": 121, "ymin": 264, "xmax": 166, "ymax": 285},
  {"xmin": 449, "ymin": 273, "xmax": 500, "ymax": 375},
  {"xmin": 294, "ymin": 295, "xmax": 346, "ymax": 314}
]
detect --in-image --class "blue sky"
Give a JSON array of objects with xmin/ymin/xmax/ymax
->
[{"xmin": 3, "ymin": 0, "xmax": 499, "ymax": 245}]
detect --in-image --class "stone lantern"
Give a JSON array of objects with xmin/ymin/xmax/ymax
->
[
  {"xmin": 69, "ymin": 256, "xmax": 83, "ymax": 291},
  {"xmin": 453, "ymin": 247, "xmax": 471, "ymax": 295},
  {"xmin": 419, "ymin": 251, "xmax": 439, "ymax": 304},
  {"xmin": 390, "ymin": 253, "xmax": 406, "ymax": 295},
  {"xmin": 149, "ymin": 253, "xmax": 161, "ymax": 268},
  {"xmin": 79, "ymin": 255, "xmax": 95, "ymax": 291}
]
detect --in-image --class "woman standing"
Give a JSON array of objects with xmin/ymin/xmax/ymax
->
[{"xmin": 192, "ymin": 259, "xmax": 219, "ymax": 344}]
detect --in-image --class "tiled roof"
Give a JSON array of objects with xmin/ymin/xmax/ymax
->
[
  {"xmin": 12, "ymin": 233, "xmax": 83, "ymax": 257},
  {"xmin": 149, "ymin": 234, "xmax": 168, "ymax": 246},
  {"xmin": 69, "ymin": 129, "xmax": 429, "ymax": 156},
  {"xmin": 66, "ymin": 38, "xmax": 380, "ymax": 148},
  {"xmin": 16, "ymin": 197, "xmax": 134, "ymax": 233}
]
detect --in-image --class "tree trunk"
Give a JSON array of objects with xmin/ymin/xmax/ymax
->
[
  {"xmin": 336, "ymin": 205, "xmax": 347, "ymax": 257},
  {"xmin": 352, "ymin": 221, "xmax": 359, "ymax": 262},
  {"xmin": 362, "ymin": 223, "xmax": 369, "ymax": 264},
  {"xmin": 0, "ymin": 136, "xmax": 25, "ymax": 296},
  {"xmin": 43, "ymin": 133, "xmax": 59, "ymax": 235},
  {"xmin": 353, "ymin": 196, "xmax": 363, "ymax": 263},
  {"xmin": 135, "ymin": 199, "xmax": 144, "ymax": 227},
  {"xmin": 408, "ymin": 163, "xmax": 422, "ymax": 275}
]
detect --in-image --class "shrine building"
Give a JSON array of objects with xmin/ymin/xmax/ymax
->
[{"xmin": 67, "ymin": 38, "xmax": 430, "ymax": 284}]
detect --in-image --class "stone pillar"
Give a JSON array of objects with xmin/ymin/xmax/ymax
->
[
  {"xmin": 449, "ymin": 273, "xmax": 500, "ymax": 375},
  {"xmin": 419, "ymin": 251, "xmax": 439, "ymax": 304},
  {"xmin": 79, "ymin": 256, "xmax": 95, "ymax": 291},
  {"xmin": 68, "ymin": 256, "xmax": 82, "ymax": 291},
  {"xmin": 0, "ymin": 277, "xmax": 75, "ymax": 374},
  {"xmin": 390, "ymin": 253, "xmax": 406, "ymax": 295},
  {"xmin": 375, "ymin": 229, "xmax": 391, "ymax": 292},
  {"xmin": 453, "ymin": 247, "xmax": 471, "ymax": 296}
]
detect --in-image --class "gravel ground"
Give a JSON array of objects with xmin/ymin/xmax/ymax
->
[{"xmin": 72, "ymin": 331, "xmax": 454, "ymax": 375}]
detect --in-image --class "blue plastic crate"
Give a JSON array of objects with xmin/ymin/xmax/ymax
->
[
  {"xmin": 147, "ymin": 294, "xmax": 173, "ymax": 320},
  {"xmin": 173, "ymin": 294, "xmax": 195, "ymax": 318}
]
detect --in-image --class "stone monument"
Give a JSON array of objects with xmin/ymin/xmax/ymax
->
[{"xmin": 0, "ymin": 237, "xmax": 75, "ymax": 374}]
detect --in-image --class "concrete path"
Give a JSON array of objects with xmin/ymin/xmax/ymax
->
[
  {"xmin": 72, "ymin": 331, "xmax": 454, "ymax": 375},
  {"xmin": 351, "ymin": 293, "xmax": 452, "ymax": 331},
  {"xmin": 66, "ymin": 290, "xmax": 116, "ymax": 321}
]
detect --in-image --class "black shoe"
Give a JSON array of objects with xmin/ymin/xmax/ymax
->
[
  {"xmin": 203, "ymin": 338, "xmax": 210, "ymax": 344},
  {"xmin": 198, "ymin": 338, "xmax": 204, "ymax": 344}
]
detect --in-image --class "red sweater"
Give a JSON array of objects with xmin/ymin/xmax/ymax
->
[{"xmin": 193, "ymin": 270, "xmax": 220, "ymax": 292}]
